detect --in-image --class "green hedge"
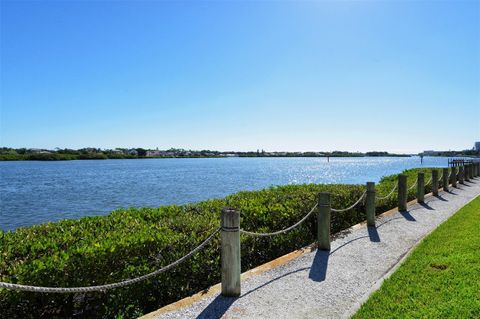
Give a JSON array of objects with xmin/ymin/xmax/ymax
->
[{"xmin": 0, "ymin": 168, "xmax": 448, "ymax": 318}]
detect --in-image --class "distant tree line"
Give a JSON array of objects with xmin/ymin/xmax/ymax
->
[{"xmin": 0, "ymin": 147, "xmax": 421, "ymax": 161}]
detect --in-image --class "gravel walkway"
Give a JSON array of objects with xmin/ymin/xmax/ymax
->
[{"xmin": 153, "ymin": 179, "xmax": 480, "ymax": 319}]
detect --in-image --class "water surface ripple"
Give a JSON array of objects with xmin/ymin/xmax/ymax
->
[{"xmin": 0, "ymin": 157, "xmax": 455, "ymax": 230}]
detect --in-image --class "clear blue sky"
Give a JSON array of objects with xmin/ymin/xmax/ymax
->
[{"xmin": 1, "ymin": 1, "xmax": 479, "ymax": 153}]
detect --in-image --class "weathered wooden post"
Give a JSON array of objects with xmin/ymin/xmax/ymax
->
[
  {"xmin": 442, "ymin": 168, "xmax": 449, "ymax": 191},
  {"xmin": 459, "ymin": 166, "xmax": 465, "ymax": 184},
  {"xmin": 398, "ymin": 174, "xmax": 407, "ymax": 212},
  {"xmin": 432, "ymin": 170, "xmax": 438, "ymax": 196},
  {"xmin": 465, "ymin": 165, "xmax": 470, "ymax": 182},
  {"xmin": 317, "ymin": 192, "xmax": 331, "ymax": 250},
  {"xmin": 469, "ymin": 164, "xmax": 473, "ymax": 179},
  {"xmin": 221, "ymin": 208, "xmax": 241, "ymax": 297},
  {"xmin": 366, "ymin": 182, "xmax": 375, "ymax": 227},
  {"xmin": 417, "ymin": 172, "xmax": 425, "ymax": 203},
  {"xmin": 451, "ymin": 166, "xmax": 457, "ymax": 188}
]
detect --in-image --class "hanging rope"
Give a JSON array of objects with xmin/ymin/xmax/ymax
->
[
  {"xmin": 331, "ymin": 191, "xmax": 367, "ymax": 212},
  {"xmin": 376, "ymin": 184, "xmax": 397, "ymax": 200},
  {"xmin": 240, "ymin": 203, "xmax": 318, "ymax": 237},
  {"xmin": 0, "ymin": 228, "xmax": 220, "ymax": 293}
]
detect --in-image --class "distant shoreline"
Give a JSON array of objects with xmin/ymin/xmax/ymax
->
[
  {"xmin": 0, "ymin": 155, "xmax": 413, "ymax": 161},
  {"xmin": 0, "ymin": 156, "xmax": 416, "ymax": 161},
  {"xmin": 0, "ymin": 154, "xmax": 414, "ymax": 161},
  {"xmin": 1, "ymin": 147, "xmax": 477, "ymax": 161}
]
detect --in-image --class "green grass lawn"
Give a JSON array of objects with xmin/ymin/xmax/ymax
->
[{"xmin": 353, "ymin": 196, "xmax": 480, "ymax": 319}]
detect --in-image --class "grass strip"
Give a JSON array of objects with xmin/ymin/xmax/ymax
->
[{"xmin": 353, "ymin": 196, "xmax": 480, "ymax": 319}]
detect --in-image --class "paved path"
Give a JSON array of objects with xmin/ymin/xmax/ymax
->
[{"xmin": 153, "ymin": 179, "xmax": 480, "ymax": 319}]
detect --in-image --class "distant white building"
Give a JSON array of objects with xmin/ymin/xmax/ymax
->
[
  {"xmin": 146, "ymin": 150, "xmax": 162, "ymax": 157},
  {"xmin": 28, "ymin": 148, "xmax": 51, "ymax": 154}
]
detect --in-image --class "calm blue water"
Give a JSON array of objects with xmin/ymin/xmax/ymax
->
[{"xmin": 0, "ymin": 156, "xmax": 456, "ymax": 230}]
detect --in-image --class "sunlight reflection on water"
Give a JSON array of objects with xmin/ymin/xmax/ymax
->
[{"xmin": 0, "ymin": 156, "xmax": 460, "ymax": 230}]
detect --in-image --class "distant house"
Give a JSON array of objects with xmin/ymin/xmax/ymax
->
[
  {"xmin": 146, "ymin": 150, "xmax": 162, "ymax": 157},
  {"xmin": 28, "ymin": 148, "xmax": 51, "ymax": 154},
  {"xmin": 128, "ymin": 149, "xmax": 138, "ymax": 156}
]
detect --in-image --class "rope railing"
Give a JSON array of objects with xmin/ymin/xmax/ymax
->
[
  {"xmin": 0, "ymin": 228, "xmax": 220, "ymax": 293},
  {"xmin": 240, "ymin": 203, "xmax": 318, "ymax": 237},
  {"xmin": 408, "ymin": 180, "xmax": 418, "ymax": 191},
  {"xmin": 425, "ymin": 176, "xmax": 432, "ymax": 185},
  {"xmin": 376, "ymin": 184, "xmax": 397, "ymax": 200},
  {"xmin": 331, "ymin": 191, "xmax": 367, "ymax": 212},
  {"xmin": 241, "ymin": 190, "xmax": 368, "ymax": 237}
]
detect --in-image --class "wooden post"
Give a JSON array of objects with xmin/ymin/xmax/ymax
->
[
  {"xmin": 398, "ymin": 174, "xmax": 407, "ymax": 212},
  {"xmin": 459, "ymin": 166, "xmax": 465, "ymax": 184},
  {"xmin": 451, "ymin": 166, "xmax": 457, "ymax": 188},
  {"xmin": 417, "ymin": 172, "xmax": 425, "ymax": 203},
  {"xmin": 317, "ymin": 192, "xmax": 331, "ymax": 250},
  {"xmin": 465, "ymin": 165, "xmax": 470, "ymax": 182},
  {"xmin": 221, "ymin": 208, "xmax": 241, "ymax": 297},
  {"xmin": 442, "ymin": 168, "xmax": 449, "ymax": 191},
  {"xmin": 432, "ymin": 170, "xmax": 438, "ymax": 196},
  {"xmin": 366, "ymin": 182, "xmax": 375, "ymax": 227}
]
